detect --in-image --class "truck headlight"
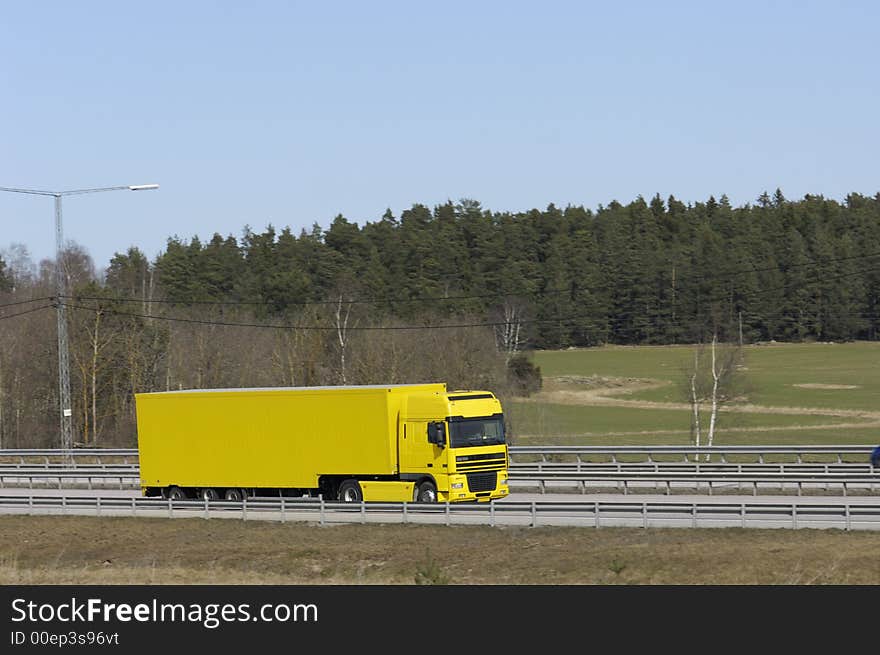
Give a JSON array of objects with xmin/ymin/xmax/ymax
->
[
  {"xmin": 451, "ymin": 482, "xmax": 464, "ymax": 489},
  {"xmin": 501, "ymin": 476, "xmax": 508, "ymax": 485}
]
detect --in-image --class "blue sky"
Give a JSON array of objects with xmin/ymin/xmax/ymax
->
[{"xmin": 1, "ymin": 1, "xmax": 878, "ymax": 270}]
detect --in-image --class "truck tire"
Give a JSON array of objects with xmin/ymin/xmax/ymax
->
[
  {"xmin": 338, "ymin": 479, "xmax": 363, "ymax": 502},
  {"xmin": 200, "ymin": 488, "xmax": 219, "ymax": 502},
  {"xmin": 224, "ymin": 488, "xmax": 244, "ymax": 502},
  {"xmin": 414, "ymin": 480, "xmax": 437, "ymax": 503},
  {"xmin": 167, "ymin": 486, "xmax": 186, "ymax": 500}
]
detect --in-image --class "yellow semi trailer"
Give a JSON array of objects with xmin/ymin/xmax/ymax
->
[{"xmin": 135, "ymin": 383, "xmax": 509, "ymax": 503}]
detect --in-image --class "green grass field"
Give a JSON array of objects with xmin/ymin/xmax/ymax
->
[{"xmin": 507, "ymin": 342, "xmax": 880, "ymax": 446}]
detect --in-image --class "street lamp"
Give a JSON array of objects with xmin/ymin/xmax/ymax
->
[{"xmin": 0, "ymin": 183, "xmax": 159, "ymax": 451}]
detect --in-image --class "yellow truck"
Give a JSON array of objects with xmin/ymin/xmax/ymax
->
[{"xmin": 135, "ymin": 383, "xmax": 509, "ymax": 503}]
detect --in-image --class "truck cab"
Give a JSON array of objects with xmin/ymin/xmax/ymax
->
[{"xmin": 399, "ymin": 390, "xmax": 509, "ymax": 503}]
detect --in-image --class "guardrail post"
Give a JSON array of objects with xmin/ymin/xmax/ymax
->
[
  {"xmin": 741, "ymin": 503, "xmax": 746, "ymax": 528},
  {"xmin": 530, "ymin": 501, "xmax": 536, "ymax": 528},
  {"xmin": 445, "ymin": 502, "xmax": 451, "ymax": 526},
  {"xmin": 281, "ymin": 497, "xmax": 286, "ymax": 523},
  {"xmin": 623, "ymin": 480, "xmax": 628, "ymax": 496},
  {"xmin": 168, "ymin": 497, "xmax": 172, "ymax": 518},
  {"xmin": 131, "ymin": 497, "xmax": 136, "ymax": 518},
  {"xmin": 708, "ymin": 480, "xmax": 712, "ymax": 496},
  {"xmin": 595, "ymin": 502, "xmax": 600, "ymax": 528},
  {"xmin": 96, "ymin": 496, "xmax": 101, "ymax": 516},
  {"xmin": 361, "ymin": 500, "xmax": 366, "ymax": 524},
  {"xmin": 843, "ymin": 482, "xmax": 847, "ymax": 497},
  {"xmin": 792, "ymin": 504, "xmax": 797, "ymax": 529},
  {"xmin": 845, "ymin": 503, "xmax": 850, "ymax": 531},
  {"xmin": 319, "ymin": 497, "xmax": 325, "ymax": 525},
  {"xmin": 27, "ymin": 495, "xmax": 32, "ymax": 515},
  {"xmin": 692, "ymin": 504, "xmax": 697, "ymax": 528},
  {"xmin": 242, "ymin": 496, "xmax": 248, "ymax": 521},
  {"xmin": 642, "ymin": 502, "xmax": 647, "ymax": 529},
  {"xmin": 204, "ymin": 496, "xmax": 209, "ymax": 520},
  {"xmin": 403, "ymin": 501, "xmax": 408, "ymax": 525},
  {"xmin": 489, "ymin": 500, "xmax": 494, "ymax": 527},
  {"xmin": 87, "ymin": 476, "xmax": 92, "ymax": 491},
  {"xmin": 61, "ymin": 495, "xmax": 66, "ymax": 515},
  {"xmin": 797, "ymin": 481, "xmax": 802, "ymax": 497}
]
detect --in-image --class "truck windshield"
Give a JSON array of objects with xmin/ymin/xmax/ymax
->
[{"xmin": 448, "ymin": 415, "xmax": 505, "ymax": 448}]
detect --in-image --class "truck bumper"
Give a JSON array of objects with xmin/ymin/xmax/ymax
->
[{"xmin": 441, "ymin": 472, "xmax": 509, "ymax": 502}]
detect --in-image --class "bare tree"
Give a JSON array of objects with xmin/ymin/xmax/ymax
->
[
  {"xmin": 70, "ymin": 306, "xmax": 115, "ymax": 445},
  {"xmin": 681, "ymin": 335, "xmax": 747, "ymax": 460},
  {"xmin": 334, "ymin": 294, "xmax": 354, "ymax": 384},
  {"xmin": 493, "ymin": 297, "xmax": 528, "ymax": 361}
]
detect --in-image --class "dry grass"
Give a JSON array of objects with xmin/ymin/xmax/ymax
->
[{"xmin": 1, "ymin": 516, "xmax": 879, "ymax": 585}]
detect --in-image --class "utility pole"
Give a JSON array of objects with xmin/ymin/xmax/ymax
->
[
  {"xmin": 0, "ymin": 184, "xmax": 158, "ymax": 450},
  {"xmin": 54, "ymin": 194, "xmax": 73, "ymax": 451}
]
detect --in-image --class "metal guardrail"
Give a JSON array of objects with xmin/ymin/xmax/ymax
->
[
  {"xmin": 1, "ymin": 467, "xmax": 877, "ymax": 496},
  {"xmin": 1, "ymin": 493, "xmax": 878, "ymax": 530},
  {"xmin": 518, "ymin": 470, "xmax": 880, "ymax": 497},
  {"xmin": 0, "ymin": 449, "xmax": 137, "ymax": 466},
  {"xmin": 511, "ymin": 445, "xmax": 876, "ymax": 464},
  {"xmin": 1, "ymin": 444, "xmax": 874, "ymax": 464},
  {"xmin": 1, "ymin": 462, "xmax": 875, "ymax": 474}
]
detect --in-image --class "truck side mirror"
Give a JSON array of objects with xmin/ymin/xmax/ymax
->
[{"xmin": 427, "ymin": 422, "xmax": 446, "ymax": 447}]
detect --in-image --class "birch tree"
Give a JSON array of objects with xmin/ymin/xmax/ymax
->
[
  {"xmin": 682, "ymin": 335, "xmax": 747, "ymax": 460},
  {"xmin": 493, "ymin": 297, "xmax": 528, "ymax": 361}
]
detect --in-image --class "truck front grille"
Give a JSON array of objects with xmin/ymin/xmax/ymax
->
[
  {"xmin": 467, "ymin": 471, "xmax": 497, "ymax": 493},
  {"xmin": 456, "ymin": 453, "xmax": 506, "ymax": 472}
]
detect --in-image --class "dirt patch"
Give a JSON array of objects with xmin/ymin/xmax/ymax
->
[
  {"xmin": 2, "ymin": 515, "xmax": 880, "ymax": 584},
  {"xmin": 531, "ymin": 376, "xmax": 879, "ymax": 419},
  {"xmin": 793, "ymin": 384, "xmax": 860, "ymax": 390}
]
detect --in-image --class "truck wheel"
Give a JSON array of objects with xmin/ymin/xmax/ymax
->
[
  {"xmin": 167, "ymin": 486, "xmax": 186, "ymax": 500},
  {"xmin": 414, "ymin": 480, "xmax": 437, "ymax": 503},
  {"xmin": 224, "ymin": 488, "xmax": 244, "ymax": 502},
  {"xmin": 338, "ymin": 479, "xmax": 363, "ymax": 502},
  {"xmin": 200, "ymin": 488, "xmax": 219, "ymax": 502}
]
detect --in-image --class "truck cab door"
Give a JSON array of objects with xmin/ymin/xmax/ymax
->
[{"xmin": 399, "ymin": 420, "xmax": 446, "ymax": 477}]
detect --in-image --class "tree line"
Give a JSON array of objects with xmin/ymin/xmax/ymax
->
[{"xmin": 1, "ymin": 189, "xmax": 879, "ymax": 447}]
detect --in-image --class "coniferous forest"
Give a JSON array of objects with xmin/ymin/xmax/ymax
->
[{"xmin": 1, "ymin": 190, "xmax": 879, "ymax": 446}]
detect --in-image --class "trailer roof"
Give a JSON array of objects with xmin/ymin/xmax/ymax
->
[{"xmin": 139, "ymin": 383, "xmax": 448, "ymax": 395}]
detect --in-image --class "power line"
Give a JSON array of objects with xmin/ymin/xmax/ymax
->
[
  {"xmin": 63, "ymin": 301, "xmax": 627, "ymax": 332},
  {"xmin": 0, "ymin": 304, "xmax": 52, "ymax": 321},
  {"xmin": 0, "ymin": 296, "xmax": 53, "ymax": 309},
  {"xmin": 62, "ymin": 286, "xmax": 568, "ymax": 307}
]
